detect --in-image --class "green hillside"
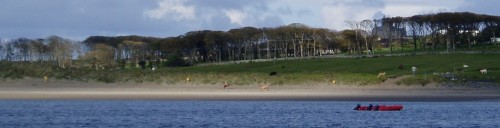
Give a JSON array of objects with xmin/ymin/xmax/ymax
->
[{"xmin": 1, "ymin": 54, "xmax": 499, "ymax": 86}]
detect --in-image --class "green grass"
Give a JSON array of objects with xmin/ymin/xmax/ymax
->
[
  {"xmin": 1, "ymin": 54, "xmax": 499, "ymax": 86},
  {"xmin": 397, "ymin": 76, "xmax": 433, "ymax": 86},
  {"xmin": 152, "ymin": 54, "xmax": 500, "ymax": 85}
]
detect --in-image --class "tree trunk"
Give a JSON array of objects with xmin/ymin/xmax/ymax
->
[
  {"xmin": 364, "ymin": 36, "xmax": 369, "ymax": 55},
  {"xmin": 283, "ymin": 42, "xmax": 288, "ymax": 58},
  {"xmin": 267, "ymin": 40, "xmax": 270, "ymax": 59},
  {"xmin": 400, "ymin": 36, "xmax": 403, "ymax": 53},
  {"xmin": 293, "ymin": 39, "xmax": 297, "ymax": 57},
  {"xmin": 300, "ymin": 36, "xmax": 304, "ymax": 57},
  {"xmin": 313, "ymin": 38, "xmax": 317, "ymax": 57},
  {"xmin": 255, "ymin": 41, "xmax": 259, "ymax": 59},
  {"xmin": 389, "ymin": 37, "xmax": 393, "ymax": 53},
  {"xmin": 413, "ymin": 36, "xmax": 417, "ymax": 52},
  {"xmin": 467, "ymin": 34, "xmax": 471, "ymax": 49},
  {"xmin": 355, "ymin": 31, "xmax": 360, "ymax": 54}
]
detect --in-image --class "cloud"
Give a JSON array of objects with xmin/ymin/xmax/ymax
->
[
  {"xmin": 458, "ymin": 0, "xmax": 500, "ymax": 16},
  {"xmin": 144, "ymin": 0, "xmax": 281, "ymax": 28},
  {"xmin": 223, "ymin": 9, "xmax": 247, "ymax": 26},
  {"xmin": 277, "ymin": 6, "xmax": 293, "ymax": 15},
  {"xmin": 145, "ymin": 0, "xmax": 195, "ymax": 21},
  {"xmin": 321, "ymin": 0, "xmax": 383, "ymax": 30},
  {"xmin": 320, "ymin": 0, "xmax": 468, "ymax": 30},
  {"xmin": 219, "ymin": 3, "xmax": 283, "ymax": 27},
  {"xmin": 3, "ymin": 0, "xmax": 499, "ymax": 41},
  {"xmin": 382, "ymin": 0, "xmax": 466, "ymax": 17}
]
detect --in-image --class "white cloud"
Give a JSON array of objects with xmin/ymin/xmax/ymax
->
[
  {"xmin": 320, "ymin": 0, "xmax": 467, "ymax": 30},
  {"xmin": 145, "ymin": 0, "xmax": 195, "ymax": 21},
  {"xmin": 321, "ymin": 3, "xmax": 379, "ymax": 30},
  {"xmin": 223, "ymin": 9, "xmax": 247, "ymax": 26},
  {"xmin": 382, "ymin": 0, "xmax": 466, "ymax": 17},
  {"xmin": 4, "ymin": 0, "xmax": 491, "ymax": 40}
]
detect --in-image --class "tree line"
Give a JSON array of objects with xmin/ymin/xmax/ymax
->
[
  {"xmin": 0, "ymin": 36, "xmax": 80, "ymax": 68},
  {"xmin": 83, "ymin": 23, "xmax": 342, "ymax": 67},
  {"xmin": 1, "ymin": 12, "xmax": 500, "ymax": 69},
  {"xmin": 380, "ymin": 12, "xmax": 500, "ymax": 53}
]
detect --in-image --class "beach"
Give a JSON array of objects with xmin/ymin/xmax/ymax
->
[{"xmin": 1, "ymin": 78, "xmax": 500, "ymax": 101}]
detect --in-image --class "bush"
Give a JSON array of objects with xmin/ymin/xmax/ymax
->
[
  {"xmin": 117, "ymin": 60, "xmax": 126, "ymax": 69},
  {"xmin": 397, "ymin": 76, "xmax": 431, "ymax": 86},
  {"xmin": 163, "ymin": 55, "xmax": 189, "ymax": 67},
  {"xmin": 138, "ymin": 60, "xmax": 147, "ymax": 69}
]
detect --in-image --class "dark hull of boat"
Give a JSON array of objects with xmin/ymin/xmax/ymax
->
[{"xmin": 356, "ymin": 105, "xmax": 403, "ymax": 111}]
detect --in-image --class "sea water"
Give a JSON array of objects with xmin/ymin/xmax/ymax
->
[{"xmin": 1, "ymin": 100, "xmax": 499, "ymax": 127}]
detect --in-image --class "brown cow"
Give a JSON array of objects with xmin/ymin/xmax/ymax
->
[
  {"xmin": 223, "ymin": 81, "xmax": 230, "ymax": 89},
  {"xmin": 259, "ymin": 84, "xmax": 269, "ymax": 91}
]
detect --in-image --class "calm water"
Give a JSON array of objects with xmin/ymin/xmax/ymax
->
[{"xmin": 1, "ymin": 100, "xmax": 499, "ymax": 127}]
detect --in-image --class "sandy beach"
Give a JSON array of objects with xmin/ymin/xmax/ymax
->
[{"xmin": 1, "ymin": 78, "xmax": 500, "ymax": 101}]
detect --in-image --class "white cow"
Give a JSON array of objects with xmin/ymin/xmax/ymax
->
[
  {"xmin": 480, "ymin": 69, "xmax": 487, "ymax": 74},
  {"xmin": 377, "ymin": 72, "xmax": 386, "ymax": 78}
]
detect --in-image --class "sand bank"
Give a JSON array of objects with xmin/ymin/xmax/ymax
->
[{"xmin": 1, "ymin": 78, "xmax": 499, "ymax": 101}]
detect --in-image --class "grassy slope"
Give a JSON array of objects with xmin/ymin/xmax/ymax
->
[
  {"xmin": 160, "ymin": 54, "xmax": 499, "ymax": 85},
  {"xmin": 1, "ymin": 54, "xmax": 499, "ymax": 86}
]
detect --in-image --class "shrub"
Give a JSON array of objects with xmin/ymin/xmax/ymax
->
[
  {"xmin": 138, "ymin": 60, "xmax": 147, "ymax": 69},
  {"xmin": 397, "ymin": 76, "xmax": 431, "ymax": 86},
  {"xmin": 163, "ymin": 55, "xmax": 189, "ymax": 67},
  {"xmin": 117, "ymin": 60, "xmax": 126, "ymax": 69}
]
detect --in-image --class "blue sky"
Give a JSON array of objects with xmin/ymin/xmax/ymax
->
[{"xmin": 1, "ymin": 0, "xmax": 500, "ymax": 41}]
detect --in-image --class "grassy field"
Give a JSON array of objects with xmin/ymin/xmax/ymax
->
[
  {"xmin": 1, "ymin": 54, "xmax": 499, "ymax": 86},
  {"xmin": 172, "ymin": 54, "xmax": 499, "ymax": 85}
]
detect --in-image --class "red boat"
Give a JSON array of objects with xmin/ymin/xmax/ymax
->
[{"xmin": 354, "ymin": 104, "xmax": 403, "ymax": 111}]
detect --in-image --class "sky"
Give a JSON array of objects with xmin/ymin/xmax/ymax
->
[{"xmin": 1, "ymin": 0, "xmax": 500, "ymax": 41}]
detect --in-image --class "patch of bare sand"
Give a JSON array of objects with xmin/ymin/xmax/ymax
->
[{"xmin": 0, "ymin": 78, "xmax": 499, "ymax": 101}]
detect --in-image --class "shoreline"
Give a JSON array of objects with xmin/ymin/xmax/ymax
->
[
  {"xmin": 1, "ymin": 78, "xmax": 500, "ymax": 101},
  {"xmin": 2, "ymin": 91, "xmax": 500, "ymax": 101}
]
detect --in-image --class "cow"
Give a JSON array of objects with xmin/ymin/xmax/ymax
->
[
  {"xmin": 259, "ymin": 84, "xmax": 269, "ymax": 91},
  {"xmin": 269, "ymin": 72, "xmax": 277, "ymax": 76},
  {"xmin": 377, "ymin": 72, "xmax": 386, "ymax": 78},
  {"xmin": 223, "ymin": 81, "xmax": 230, "ymax": 89},
  {"xmin": 43, "ymin": 75, "xmax": 48, "ymax": 82},
  {"xmin": 331, "ymin": 80, "xmax": 336, "ymax": 85},
  {"xmin": 186, "ymin": 76, "xmax": 191, "ymax": 84},
  {"xmin": 480, "ymin": 69, "xmax": 487, "ymax": 74}
]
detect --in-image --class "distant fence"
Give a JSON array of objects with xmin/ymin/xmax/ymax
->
[{"xmin": 196, "ymin": 51, "xmax": 500, "ymax": 66}]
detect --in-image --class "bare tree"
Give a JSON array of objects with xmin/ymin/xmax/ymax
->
[
  {"xmin": 47, "ymin": 36, "xmax": 74, "ymax": 68},
  {"xmin": 122, "ymin": 40, "xmax": 147, "ymax": 68},
  {"xmin": 345, "ymin": 20, "xmax": 363, "ymax": 54},
  {"xmin": 360, "ymin": 20, "xmax": 375, "ymax": 54}
]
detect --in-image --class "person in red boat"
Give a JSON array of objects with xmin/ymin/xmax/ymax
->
[
  {"xmin": 367, "ymin": 104, "xmax": 373, "ymax": 110},
  {"xmin": 374, "ymin": 105, "xmax": 380, "ymax": 111},
  {"xmin": 353, "ymin": 104, "xmax": 361, "ymax": 110}
]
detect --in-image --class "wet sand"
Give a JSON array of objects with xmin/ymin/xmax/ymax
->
[{"xmin": 1, "ymin": 78, "xmax": 500, "ymax": 101}]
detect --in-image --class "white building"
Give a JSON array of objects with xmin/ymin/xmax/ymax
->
[{"xmin": 491, "ymin": 38, "xmax": 500, "ymax": 43}]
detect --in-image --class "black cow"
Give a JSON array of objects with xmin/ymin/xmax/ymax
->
[{"xmin": 269, "ymin": 72, "xmax": 277, "ymax": 76}]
